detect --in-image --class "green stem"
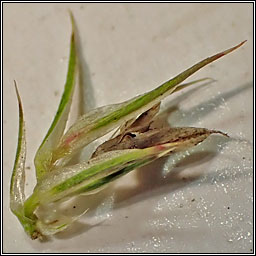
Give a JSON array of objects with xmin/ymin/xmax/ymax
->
[
  {"xmin": 23, "ymin": 192, "xmax": 40, "ymax": 220},
  {"xmin": 69, "ymin": 158, "xmax": 154, "ymax": 196},
  {"xmin": 11, "ymin": 209, "xmax": 39, "ymax": 239}
]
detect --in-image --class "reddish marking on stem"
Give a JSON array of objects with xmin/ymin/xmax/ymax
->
[
  {"xmin": 64, "ymin": 132, "xmax": 82, "ymax": 146},
  {"xmin": 210, "ymin": 40, "xmax": 247, "ymax": 63},
  {"xmin": 208, "ymin": 40, "xmax": 247, "ymax": 65},
  {"xmin": 155, "ymin": 145, "xmax": 166, "ymax": 151},
  {"xmin": 214, "ymin": 52, "xmax": 225, "ymax": 59}
]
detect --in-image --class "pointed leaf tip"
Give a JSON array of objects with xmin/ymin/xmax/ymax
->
[
  {"xmin": 216, "ymin": 40, "xmax": 247, "ymax": 59},
  {"xmin": 34, "ymin": 14, "xmax": 78, "ymax": 180},
  {"xmin": 52, "ymin": 40, "xmax": 246, "ymax": 165},
  {"xmin": 68, "ymin": 10, "xmax": 75, "ymax": 28},
  {"xmin": 10, "ymin": 80, "xmax": 26, "ymax": 212}
]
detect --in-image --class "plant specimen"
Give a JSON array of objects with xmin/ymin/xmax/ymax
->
[{"xmin": 10, "ymin": 13, "xmax": 246, "ymax": 240}]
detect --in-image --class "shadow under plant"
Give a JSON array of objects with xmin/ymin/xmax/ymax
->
[{"xmin": 53, "ymin": 79, "xmax": 251, "ymax": 239}]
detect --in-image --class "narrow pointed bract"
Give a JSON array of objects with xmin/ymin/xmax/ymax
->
[
  {"xmin": 10, "ymin": 81, "xmax": 26, "ymax": 212},
  {"xmin": 10, "ymin": 82, "xmax": 39, "ymax": 239},
  {"xmin": 52, "ymin": 41, "xmax": 245, "ymax": 166},
  {"xmin": 34, "ymin": 13, "xmax": 77, "ymax": 181}
]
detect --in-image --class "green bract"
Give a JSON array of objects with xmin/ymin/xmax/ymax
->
[{"xmin": 10, "ymin": 13, "xmax": 246, "ymax": 240}]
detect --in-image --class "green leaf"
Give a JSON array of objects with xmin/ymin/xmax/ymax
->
[
  {"xmin": 67, "ymin": 158, "xmax": 155, "ymax": 197},
  {"xmin": 24, "ymin": 145, "xmax": 175, "ymax": 215},
  {"xmin": 55, "ymin": 126, "xmax": 227, "ymax": 200},
  {"xmin": 10, "ymin": 81, "xmax": 26, "ymax": 213},
  {"xmin": 24, "ymin": 127, "xmax": 224, "ymax": 216},
  {"xmin": 34, "ymin": 148, "xmax": 160, "ymax": 204},
  {"xmin": 10, "ymin": 82, "xmax": 40, "ymax": 239},
  {"xmin": 110, "ymin": 77, "xmax": 213, "ymax": 139},
  {"xmin": 52, "ymin": 41, "xmax": 246, "ymax": 166},
  {"xmin": 34, "ymin": 12, "xmax": 77, "ymax": 181}
]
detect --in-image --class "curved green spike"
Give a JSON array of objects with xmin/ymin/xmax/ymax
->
[
  {"xmin": 52, "ymin": 41, "xmax": 246, "ymax": 165},
  {"xmin": 10, "ymin": 81, "xmax": 26, "ymax": 212},
  {"xmin": 34, "ymin": 12, "xmax": 77, "ymax": 181}
]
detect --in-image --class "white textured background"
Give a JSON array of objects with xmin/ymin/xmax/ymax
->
[{"xmin": 3, "ymin": 3, "xmax": 253, "ymax": 253}]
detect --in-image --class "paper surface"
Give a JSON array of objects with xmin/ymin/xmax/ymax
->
[{"xmin": 3, "ymin": 3, "xmax": 253, "ymax": 253}]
